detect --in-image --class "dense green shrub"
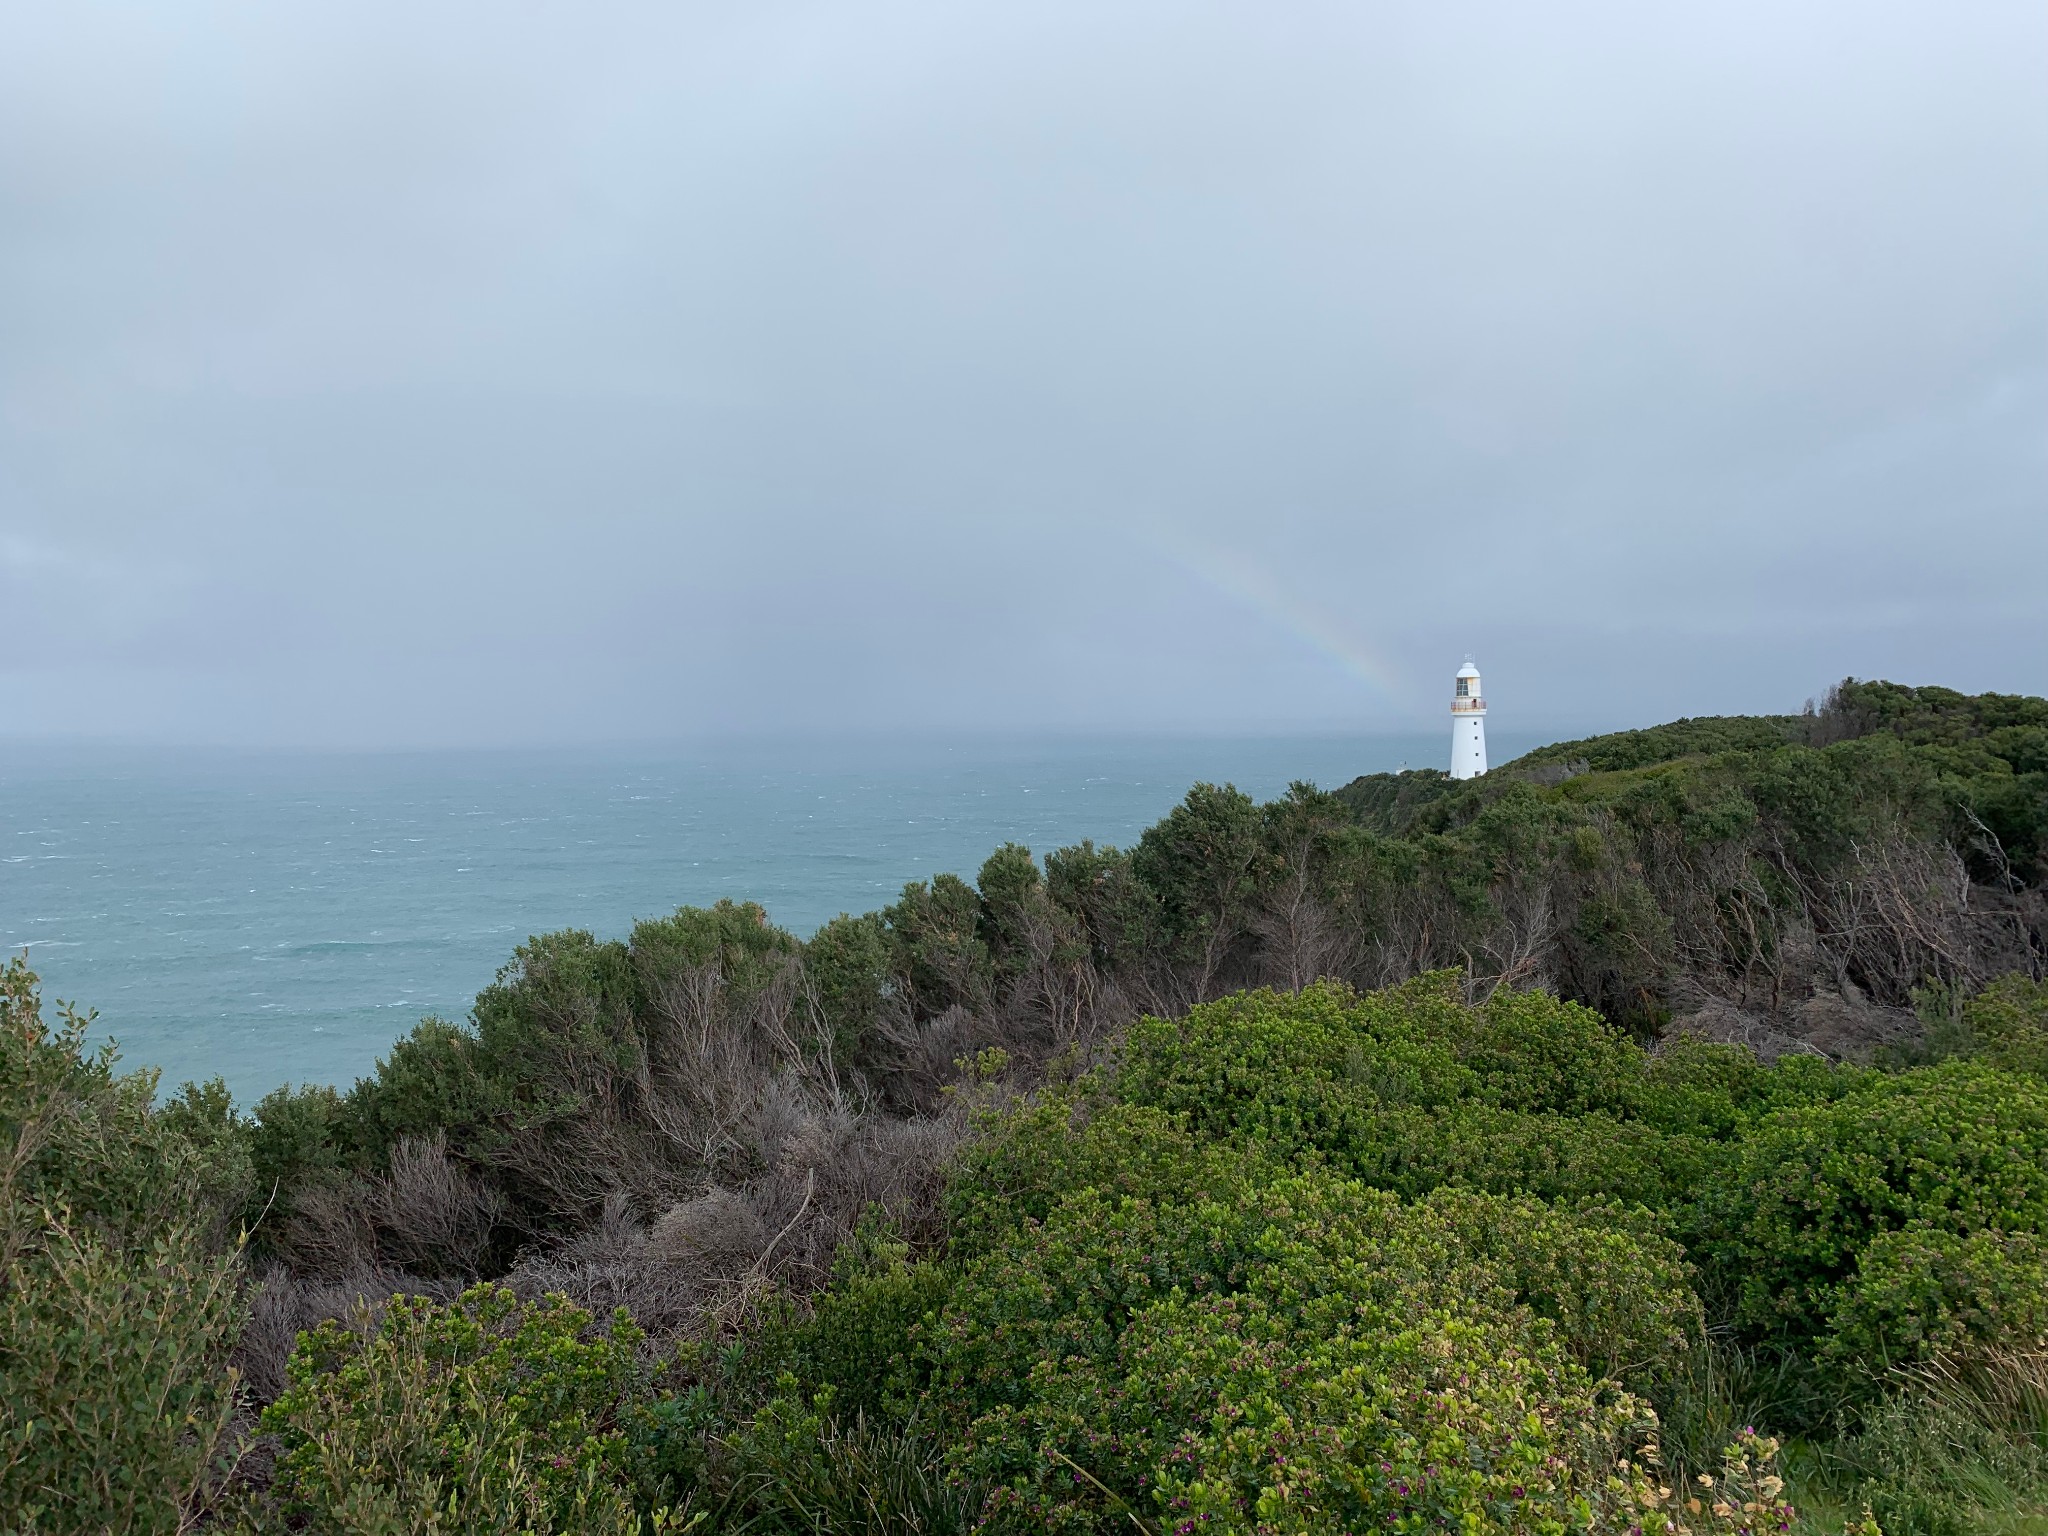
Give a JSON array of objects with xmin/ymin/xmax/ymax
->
[
  {"xmin": 803, "ymin": 912, "xmax": 895, "ymax": 1068},
  {"xmin": 942, "ymin": 1095, "xmax": 1282, "ymax": 1259},
  {"xmin": 630, "ymin": 901, "xmax": 800, "ymax": 1004},
  {"xmin": 245, "ymin": 1283, "xmax": 676, "ymax": 1535},
  {"xmin": 1957, "ymin": 975, "xmax": 2048, "ymax": 1078},
  {"xmin": 1103, "ymin": 979, "xmax": 1718, "ymax": 1207},
  {"xmin": 1344, "ymin": 1101, "xmax": 1701, "ymax": 1206},
  {"xmin": 732, "ymin": 983, "xmax": 1834, "ymax": 1532},
  {"xmin": 884, "ymin": 873, "xmax": 991, "ymax": 1017},
  {"xmin": 0, "ymin": 958, "xmax": 247, "ymax": 1535},
  {"xmin": 1130, "ymin": 782, "xmax": 1273, "ymax": 969},
  {"xmin": 1408, "ymin": 1186, "xmax": 1701, "ymax": 1387},
  {"xmin": 338, "ymin": 1016, "xmax": 496, "ymax": 1171},
  {"xmin": 155, "ymin": 936, "xmax": 2048, "ymax": 1530},
  {"xmin": 754, "ymin": 1160, "xmax": 1734, "ymax": 1534},
  {"xmin": 1690, "ymin": 1062, "xmax": 2048, "ymax": 1367},
  {"xmin": 1111, "ymin": 975, "xmax": 1642, "ymax": 1127},
  {"xmin": 723, "ymin": 978, "xmax": 2048, "ymax": 1528},
  {"xmin": 1818, "ymin": 1228, "xmax": 2048, "ymax": 1378},
  {"xmin": 960, "ymin": 1295, "xmax": 1654, "ymax": 1535},
  {"xmin": 245, "ymin": 1080, "xmax": 354, "ymax": 1228},
  {"xmin": 1510, "ymin": 717, "xmax": 1807, "ymax": 777}
]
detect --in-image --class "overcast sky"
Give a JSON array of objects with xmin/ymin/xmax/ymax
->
[{"xmin": 2, "ymin": 1, "xmax": 2043, "ymax": 748}]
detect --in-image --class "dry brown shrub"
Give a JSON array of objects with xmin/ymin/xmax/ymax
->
[
  {"xmin": 651, "ymin": 1187, "xmax": 769, "ymax": 1266},
  {"xmin": 234, "ymin": 1260, "xmax": 454, "ymax": 1404},
  {"xmin": 366, "ymin": 1133, "xmax": 507, "ymax": 1276},
  {"xmin": 505, "ymin": 1192, "xmax": 707, "ymax": 1338},
  {"xmin": 494, "ymin": 1080, "xmax": 972, "ymax": 1345},
  {"xmin": 268, "ymin": 1180, "xmax": 378, "ymax": 1276}
]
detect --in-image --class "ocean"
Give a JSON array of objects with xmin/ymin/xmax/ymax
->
[{"xmin": 1, "ymin": 732, "xmax": 1535, "ymax": 1105}]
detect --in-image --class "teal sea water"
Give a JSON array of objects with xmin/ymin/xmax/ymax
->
[{"xmin": 1, "ymin": 733, "xmax": 1535, "ymax": 1104}]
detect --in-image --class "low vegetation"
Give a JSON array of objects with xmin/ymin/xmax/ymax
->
[{"xmin": 3, "ymin": 678, "xmax": 2044, "ymax": 1533}]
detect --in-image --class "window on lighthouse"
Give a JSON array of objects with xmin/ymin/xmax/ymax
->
[{"xmin": 1456, "ymin": 678, "xmax": 1470, "ymax": 698}]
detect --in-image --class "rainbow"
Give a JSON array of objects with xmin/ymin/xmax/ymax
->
[{"xmin": 1145, "ymin": 524, "xmax": 1404, "ymax": 700}]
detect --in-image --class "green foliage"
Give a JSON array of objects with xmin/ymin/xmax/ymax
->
[
  {"xmin": 1819, "ymin": 680, "xmax": 2048, "ymax": 751},
  {"xmin": 884, "ymin": 873, "xmax": 990, "ymax": 1016},
  {"xmin": 1408, "ymin": 1186, "xmax": 1701, "ymax": 1387},
  {"xmin": 724, "ymin": 976, "xmax": 2048, "ymax": 1529},
  {"xmin": 1691, "ymin": 1062, "xmax": 2048, "ymax": 1370},
  {"xmin": 1957, "ymin": 976, "xmax": 2048, "ymax": 1078},
  {"xmin": 1130, "ymin": 781, "xmax": 1271, "ymax": 972},
  {"xmin": 736, "ymin": 1210, "xmax": 956, "ymax": 1426},
  {"xmin": 1818, "ymin": 1228, "xmax": 2048, "ymax": 1380},
  {"xmin": 463, "ymin": 929, "xmax": 643, "ymax": 1146},
  {"xmin": 0, "ymin": 958, "xmax": 245, "ymax": 1535},
  {"xmin": 1100, "ymin": 978, "xmax": 1718, "ymax": 1208},
  {"xmin": 976, "ymin": 842, "xmax": 1051, "ymax": 981},
  {"xmin": 1326, "ymin": 680, "xmax": 2046, "ymax": 1015},
  {"xmin": 246, "ymin": 680, "xmax": 2048, "ymax": 1278},
  {"xmin": 248, "ymin": 1284, "xmax": 676, "ymax": 1535},
  {"xmin": 744, "ymin": 986, "xmax": 1819, "ymax": 1533},
  {"xmin": 1042, "ymin": 839, "xmax": 1159, "ymax": 973},
  {"xmin": 154, "ymin": 1075, "xmax": 256, "ymax": 1236},
  {"xmin": 803, "ymin": 912, "xmax": 894, "ymax": 1067},
  {"xmin": 1331, "ymin": 766, "xmax": 1462, "ymax": 836},
  {"xmin": 942, "ymin": 1094, "xmax": 1274, "ymax": 1258},
  {"xmin": 341, "ymin": 1017, "xmax": 495, "ymax": 1169},
  {"xmin": 908, "ymin": 1165, "xmax": 1718, "ymax": 1534},
  {"xmin": 5, "ymin": 1223, "xmax": 247, "ymax": 1534},
  {"xmin": 1804, "ymin": 1350, "xmax": 2048, "ymax": 1536},
  {"xmin": 1652, "ymin": 1338, "xmax": 1833, "ymax": 1492},
  {"xmin": 1460, "ymin": 982, "xmax": 1651, "ymax": 1115},
  {"xmin": 247, "ymin": 1080, "xmax": 354, "ymax": 1232},
  {"xmin": 630, "ymin": 901, "xmax": 798, "ymax": 1005},
  {"xmin": 963, "ymin": 1294, "xmax": 1652, "ymax": 1535},
  {"xmin": 1812, "ymin": 679, "xmax": 2048, "ymax": 884},
  {"xmin": 238, "ymin": 900, "xmax": 824, "ymax": 1250},
  {"xmin": 1514, "ymin": 717, "xmax": 1808, "ymax": 776},
  {"xmin": 718, "ymin": 1386, "xmax": 980, "ymax": 1535}
]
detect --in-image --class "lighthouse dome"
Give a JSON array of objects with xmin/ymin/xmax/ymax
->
[{"xmin": 1455, "ymin": 661, "xmax": 1480, "ymax": 679}]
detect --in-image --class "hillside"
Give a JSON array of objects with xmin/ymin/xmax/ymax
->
[
  {"xmin": 4, "ymin": 676, "xmax": 2045, "ymax": 1534},
  {"xmin": 1332, "ymin": 680, "xmax": 2046, "ymax": 1054}
]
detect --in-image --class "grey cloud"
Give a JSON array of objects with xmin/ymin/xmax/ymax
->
[{"xmin": 2, "ymin": 0, "xmax": 2042, "ymax": 748}]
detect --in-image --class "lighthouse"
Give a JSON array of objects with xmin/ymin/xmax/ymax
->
[{"xmin": 1450, "ymin": 659, "xmax": 1487, "ymax": 779}]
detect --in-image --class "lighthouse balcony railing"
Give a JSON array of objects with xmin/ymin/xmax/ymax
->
[{"xmin": 1451, "ymin": 697, "xmax": 1486, "ymax": 713}]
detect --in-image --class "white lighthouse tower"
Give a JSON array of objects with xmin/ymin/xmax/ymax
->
[{"xmin": 1450, "ymin": 659, "xmax": 1487, "ymax": 779}]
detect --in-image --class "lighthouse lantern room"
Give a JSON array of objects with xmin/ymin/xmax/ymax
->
[{"xmin": 1450, "ymin": 660, "xmax": 1487, "ymax": 780}]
